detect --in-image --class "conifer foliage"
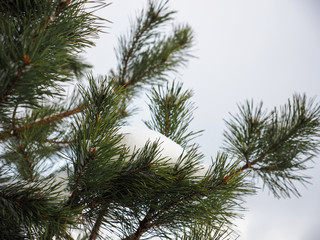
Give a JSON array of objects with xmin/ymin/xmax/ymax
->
[{"xmin": 1, "ymin": 0, "xmax": 320, "ymax": 239}]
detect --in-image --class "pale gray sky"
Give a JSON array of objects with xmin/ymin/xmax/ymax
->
[{"xmin": 84, "ymin": 1, "xmax": 320, "ymax": 239}]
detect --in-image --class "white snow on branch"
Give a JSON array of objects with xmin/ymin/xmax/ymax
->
[{"xmin": 118, "ymin": 126, "xmax": 185, "ymax": 164}]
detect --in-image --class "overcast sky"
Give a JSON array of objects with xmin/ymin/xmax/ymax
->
[{"xmin": 84, "ymin": 1, "xmax": 320, "ymax": 239}]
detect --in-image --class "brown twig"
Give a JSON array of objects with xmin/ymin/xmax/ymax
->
[
  {"xmin": 30, "ymin": 107, "xmax": 84, "ymax": 128},
  {"xmin": 164, "ymin": 109, "xmax": 171, "ymax": 137},
  {"xmin": 122, "ymin": 209, "xmax": 157, "ymax": 240},
  {"xmin": 11, "ymin": 104, "xmax": 18, "ymax": 133},
  {"xmin": 0, "ymin": 107, "xmax": 84, "ymax": 141},
  {"xmin": 89, "ymin": 213, "xmax": 104, "ymax": 240},
  {"xmin": 65, "ymin": 232, "xmax": 75, "ymax": 240}
]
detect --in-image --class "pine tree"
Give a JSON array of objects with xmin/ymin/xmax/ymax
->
[{"xmin": 1, "ymin": 1, "xmax": 320, "ymax": 239}]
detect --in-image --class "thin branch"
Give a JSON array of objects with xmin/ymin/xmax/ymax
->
[
  {"xmin": 29, "ymin": 107, "xmax": 84, "ymax": 128},
  {"xmin": 89, "ymin": 213, "xmax": 104, "ymax": 240},
  {"xmin": 65, "ymin": 232, "xmax": 75, "ymax": 240},
  {"xmin": 122, "ymin": 209, "xmax": 157, "ymax": 240},
  {"xmin": 0, "ymin": 107, "xmax": 84, "ymax": 141},
  {"xmin": 11, "ymin": 104, "xmax": 18, "ymax": 132},
  {"xmin": 0, "ymin": 64, "xmax": 26, "ymax": 106},
  {"xmin": 164, "ymin": 109, "xmax": 171, "ymax": 137},
  {"xmin": 42, "ymin": 139, "xmax": 74, "ymax": 144},
  {"xmin": 123, "ymin": 60, "xmax": 166, "ymax": 89},
  {"xmin": 18, "ymin": 144, "xmax": 34, "ymax": 182},
  {"xmin": 69, "ymin": 152, "xmax": 95, "ymax": 206}
]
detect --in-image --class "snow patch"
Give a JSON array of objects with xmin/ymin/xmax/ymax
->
[{"xmin": 118, "ymin": 126, "xmax": 185, "ymax": 163}]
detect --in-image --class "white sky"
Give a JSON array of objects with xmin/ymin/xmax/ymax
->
[{"xmin": 84, "ymin": 0, "xmax": 320, "ymax": 239}]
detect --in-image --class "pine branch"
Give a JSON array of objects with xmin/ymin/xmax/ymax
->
[
  {"xmin": 120, "ymin": 13, "xmax": 155, "ymax": 82},
  {"xmin": 121, "ymin": 179, "xmax": 233, "ymax": 240},
  {"xmin": 117, "ymin": 0, "xmax": 175, "ymax": 84},
  {"xmin": 119, "ymin": 153, "xmax": 249, "ymax": 240},
  {"xmin": 125, "ymin": 25, "xmax": 194, "ymax": 92},
  {"xmin": 145, "ymin": 82, "xmax": 202, "ymax": 148},
  {"xmin": 3, "ymin": 0, "xmax": 320, "ymax": 238},
  {"xmin": 0, "ymin": 0, "xmax": 105, "ymax": 114},
  {"xmin": 0, "ymin": 180, "xmax": 78, "ymax": 239},
  {"xmin": 0, "ymin": 0, "xmax": 70, "ymax": 107},
  {"xmin": 67, "ymin": 76, "xmax": 127, "ymax": 209},
  {"xmin": 239, "ymin": 109, "xmax": 313, "ymax": 172},
  {"xmin": 112, "ymin": 1, "xmax": 194, "ymax": 99},
  {"xmin": 223, "ymin": 94, "xmax": 320, "ymax": 197}
]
